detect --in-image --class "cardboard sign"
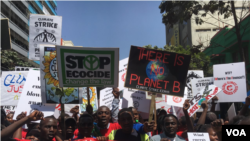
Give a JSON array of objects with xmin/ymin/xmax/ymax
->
[
  {"xmin": 166, "ymin": 87, "xmax": 188, "ymax": 108},
  {"xmin": 13, "ymin": 69, "xmax": 55, "ymax": 119},
  {"xmin": 1, "ymin": 19, "xmax": 11, "ymax": 50},
  {"xmin": 56, "ymin": 46, "xmax": 119, "ymax": 87},
  {"xmin": 80, "ymin": 87, "xmax": 99, "ymax": 113},
  {"xmin": 119, "ymin": 57, "xmax": 129, "ymax": 90},
  {"xmin": 40, "ymin": 45, "xmax": 81, "ymax": 104},
  {"xmin": 124, "ymin": 46, "xmax": 191, "ymax": 96},
  {"xmin": 186, "ymin": 70, "xmax": 204, "ymax": 99},
  {"xmin": 214, "ymin": 62, "xmax": 247, "ymax": 102},
  {"xmin": 122, "ymin": 88, "xmax": 151, "ymax": 113},
  {"xmin": 187, "ymin": 133, "xmax": 210, "ymax": 141},
  {"xmin": 227, "ymin": 103, "xmax": 236, "ymax": 121},
  {"xmin": 187, "ymin": 85, "xmax": 221, "ymax": 117},
  {"xmin": 29, "ymin": 14, "xmax": 62, "ymax": 60},
  {"xmin": 15, "ymin": 67, "xmax": 34, "ymax": 71},
  {"xmin": 146, "ymin": 92, "xmax": 162, "ymax": 101},
  {"xmin": 2, "ymin": 105, "xmax": 16, "ymax": 115},
  {"xmin": 1, "ymin": 71, "xmax": 28, "ymax": 105}
]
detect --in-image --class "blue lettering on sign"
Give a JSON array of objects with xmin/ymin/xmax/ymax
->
[{"xmin": 4, "ymin": 74, "xmax": 26, "ymax": 86}]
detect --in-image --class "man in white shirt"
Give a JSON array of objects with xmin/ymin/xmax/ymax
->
[{"xmin": 150, "ymin": 114, "xmax": 186, "ymax": 141}]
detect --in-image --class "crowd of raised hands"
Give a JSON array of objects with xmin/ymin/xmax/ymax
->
[{"xmin": 1, "ymin": 88, "xmax": 250, "ymax": 141}]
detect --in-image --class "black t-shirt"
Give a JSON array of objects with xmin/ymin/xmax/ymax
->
[{"xmin": 114, "ymin": 129, "xmax": 141, "ymax": 141}]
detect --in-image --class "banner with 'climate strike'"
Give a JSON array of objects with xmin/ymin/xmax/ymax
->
[{"xmin": 124, "ymin": 46, "xmax": 191, "ymax": 97}]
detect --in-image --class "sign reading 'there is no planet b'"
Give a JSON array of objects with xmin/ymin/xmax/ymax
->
[
  {"xmin": 124, "ymin": 46, "xmax": 191, "ymax": 97},
  {"xmin": 56, "ymin": 46, "xmax": 119, "ymax": 87}
]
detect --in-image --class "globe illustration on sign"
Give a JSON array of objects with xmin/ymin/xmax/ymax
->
[
  {"xmin": 146, "ymin": 61, "xmax": 169, "ymax": 81},
  {"xmin": 198, "ymin": 98, "xmax": 206, "ymax": 106}
]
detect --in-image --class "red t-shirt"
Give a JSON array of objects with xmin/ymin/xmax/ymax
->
[
  {"xmin": 74, "ymin": 123, "xmax": 121, "ymax": 137},
  {"xmin": 176, "ymin": 127, "xmax": 188, "ymax": 141},
  {"xmin": 22, "ymin": 129, "xmax": 28, "ymax": 139}
]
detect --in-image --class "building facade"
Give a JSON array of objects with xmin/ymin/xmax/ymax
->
[
  {"xmin": 1, "ymin": 0, "xmax": 57, "ymax": 66},
  {"xmin": 166, "ymin": 1, "xmax": 249, "ymax": 51}
]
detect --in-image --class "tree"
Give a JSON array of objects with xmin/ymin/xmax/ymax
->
[
  {"xmin": 159, "ymin": 0, "xmax": 250, "ymax": 68},
  {"xmin": 144, "ymin": 44, "xmax": 212, "ymax": 77},
  {"xmin": 1, "ymin": 50, "xmax": 35, "ymax": 71}
]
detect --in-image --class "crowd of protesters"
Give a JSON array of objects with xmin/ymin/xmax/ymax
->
[{"xmin": 1, "ymin": 88, "xmax": 250, "ymax": 141}]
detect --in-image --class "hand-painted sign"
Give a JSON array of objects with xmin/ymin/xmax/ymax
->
[
  {"xmin": 119, "ymin": 57, "xmax": 129, "ymax": 90},
  {"xmin": 166, "ymin": 87, "xmax": 188, "ymax": 108},
  {"xmin": 80, "ymin": 87, "xmax": 98, "ymax": 113},
  {"xmin": 2, "ymin": 105, "xmax": 16, "ymax": 115},
  {"xmin": 1, "ymin": 71, "xmax": 28, "ymax": 105},
  {"xmin": 29, "ymin": 14, "xmax": 62, "ymax": 60},
  {"xmin": 186, "ymin": 70, "xmax": 204, "ymax": 99},
  {"xmin": 214, "ymin": 62, "xmax": 246, "ymax": 102},
  {"xmin": 40, "ymin": 45, "xmax": 81, "ymax": 104},
  {"xmin": 187, "ymin": 85, "xmax": 221, "ymax": 117},
  {"xmin": 56, "ymin": 46, "xmax": 119, "ymax": 87},
  {"xmin": 124, "ymin": 46, "xmax": 191, "ymax": 97}
]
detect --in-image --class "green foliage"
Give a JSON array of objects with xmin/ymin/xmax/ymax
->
[
  {"xmin": 64, "ymin": 88, "xmax": 75, "ymax": 96},
  {"xmin": 144, "ymin": 45, "xmax": 212, "ymax": 77},
  {"xmin": 1, "ymin": 50, "xmax": 33, "ymax": 71}
]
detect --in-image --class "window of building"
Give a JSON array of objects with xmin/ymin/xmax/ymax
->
[
  {"xmin": 213, "ymin": 28, "xmax": 220, "ymax": 31},
  {"xmin": 196, "ymin": 29, "xmax": 211, "ymax": 32},
  {"xmin": 10, "ymin": 29, "xmax": 29, "ymax": 50},
  {"xmin": 11, "ymin": 1, "xmax": 30, "ymax": 18}
]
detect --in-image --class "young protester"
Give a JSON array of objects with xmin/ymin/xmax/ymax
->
[
  {"xmin": 197, "ymin": 124, "xmax": 219, "ymax": 141},
  {"xmin": 150, "ymin": 114, "xmax": 186, "ymax": 141},
  {"xmin": 56, "ymin": 113, "xmax": 77, "ymax": 140},
  {"xmin": 105, "ymin": 108, "xmax": 150, "ymax": 141},
  {"xmin": 39, "ymin": 115, "xmax": 58, "ymax": 141},
  {"xmin": 1, "ymin": 110, "xmax": 44, "ymax": 141},
  {"xmin": 25, "ymin": 129, "xmax": 40, "ymax": 141},
  {"xmin": 6, "ymin": 111, "xmax": 15, "ymax": 124}
]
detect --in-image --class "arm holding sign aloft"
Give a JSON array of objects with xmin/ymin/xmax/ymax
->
[
  {"xmin": 1, "ymin": 110, "xmax": 44, "ymax": 139},
  {"xmin": 12, "ymin": 112, "xmax": 28, "ymax": 139},
  {"xmin": 197, "ymin": 100, "xmax": 208, "ymax": 125},
  {"xmin": 238, "ymin": 95, "xmax": 250, "ymax": 116},
  {"xmin": 183, "ymin": 99, "xmax": 194, "ymax": 132},
  {"xmin": 111, "ymin": 88, "xmax": 120, "ymax": 123},
  {"xmin": 211, "ymin": 119, "xmax": 224, "ymax": 141}
]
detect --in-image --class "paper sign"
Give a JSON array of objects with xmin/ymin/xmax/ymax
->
[
  {"xmin": 122, "ymin": 88, "xmax": 150, "ymax": 113},
  {"xmin": 15, "ymin": 67, "xmax": 33, "ymax": 71},
  {"xmin": 187, "ymin": 85, "xmax": 221, "ymax": 117},
  {"xmin": 56, "ymin": 46, "xmax": 119, "ymax": 87},
  {"xmin": 29, "ymin": 14, "xmax": 62, "ymax": 60},
  {"xmin": 124, "ymin": 46, "xmax": 191, "ymax": 97},
  {"xmin": 80, "ymin": 87, "xmax": 98, "ymax": 113},
  {"xmin": 227, "ymin": 103, "xmax": 236, "ymax": 121},
  {"xmin": 119, "ymin": 57, "xmax": 128, "ymax": 90},
  {"xmin": 100, "ymin": 88, "xmax": 122, "ymax": 110},
  {"xmin": 1, "ymin": 71, "xmax": 28, "ymax": 105},
  {"xmin": 214, "ymin": 62, "xmax": 247, "ymax": 102},
  {"xmin": 187, "ymin": 132, "xmax": 210, "ymax": 141},
  {"xmin": 13, "ymin": 69, "xmax": 56, "ymax": 120},
  {"xmin": 186, "ymin": 70, "xmax": 204, "ymax": 99},
  {"xmin": 2, "ymin": 105, "xmax": 16, "ymax": 115},
  {"xmin": 40, "ymin": 45, "xmax": 81, "ymax": 104},
  {"xmin": 54, "ymin": 104, "xmax": 79, "ymax": 119},
  {"xmin": 166, "ymin": 87, "xmax": 188, "ymax": 107}
]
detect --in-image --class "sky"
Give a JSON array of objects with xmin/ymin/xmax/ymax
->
[{"xmin": 56, "ymin": 1, "xmax": 166, "ymax": 60}]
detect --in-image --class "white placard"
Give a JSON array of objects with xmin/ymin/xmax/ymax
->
[
  {"xmin": 214, "ymin": 62, "xmax": 247, "ymax": 102},
  {"xmin": 15, "ymin": 67, "xmax": 33, "ymax": 71},
  {"xmin": 122, "ymin": 88, "xmax": 150, "ymax": 113},
  {"xmin": 1, "ymin": 71, "xmax": 28, "ymax": 105},
  {"xmin": 186, "ymin": 70, "xmax": 204, "ymax": 99},
  {"xmin": 166, "ymin": 87, "xmax": 188, "ymax": 107},
  {"xmin": 29, "ymin": 14, "xmax": 62, "ymax": 60},
  {"xmin": 187, "ymin": 132, "xmax": 210, "ymax": 141},
  {"xmin": 227, "ymin": 103, "xmax": 236, "ymax": 121},
  {"xmin": 119, "ymin": 57, "xmax": 128, "ymax": 90},
  {"xmin": 13, "ymin": 69, "xmax": 56, "ymax": 120},
  {"xmin": 99, "ymin": 88, "xmax": 122, "ymax": 110},
  {"xmin": 156, "ymin": 95, "xmax": 173, "ymax": 114},
  {"xmin": 187, "ymin": 85, "xmax": 221, "ymax": 117},
  {"xmin": 54, "ymin": 104, "xmax": 78, "ymax": 119},
  {"xmin": 2, "ymin": 105, "xmax": 16, "ymax": 115}
]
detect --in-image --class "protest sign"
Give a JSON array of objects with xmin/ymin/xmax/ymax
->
[
  {"xmin": 214, "ymin": 62, "xmax": 247, "ymax": 102},
  {"xmin": 56, "ymin": 46, "xmax": 119, "ymax": 87},
  {"xmin": 191, "ymin": 77, "xmax": 220, "ymax": 112},
  {"xmin": 1, "ymin": 19, "xmax": 11, "ymax": 50},
  {"xmin": 122, "ymin": 88, "xmax": 151, "ymax": 113},
  {"xmin": 186, "ymin": 70, "xmax": 204, "ymax": 99},
  {"xmin": 2, "ymin": 105, "xmax": 16, "ymax": 115},
  {"xmin": 124, "ymin": 46, "xmax": 191, "ymax": 97},
  {"xmin": 187, "ymin": 133, "xmax": 210, "ymax": 141},
  {"xmin": 54, "ymin": 104, "xmax": 79, "ymax": 119},
  {"xmin": 187, "ymin": 85, "xmax": 221, "ymax": 117},
  {"xmin": 80, "ymin": 87, "xmax": 99, "ymax": 113},
  {"xmin": 1, "ymin": 71, "xmax": 28, "ymax": 105},
  {"xmin": 166, "ymin": 87, "xmax": 188, "ymax": 108},
  {"xmin": 100, "ymin": 88, "xmax": 123, "ymax": 110},
  {"xmin": 15, "ymin": 67, "xmax": 33, "ymax": 71},
  {"xmin": 146, "ymin": 92, "xmax": 162, "ymax": 101},
  {"xmin": 29, "ymin": 14, "xmax": 62, "ymax": 60},
  {"xmin": 40, "ymin": 45, "xmax": 81, "ymax": 104},
  {"xmin": 13, "ymin": 69, "xmax": 56, "ymax": 120},
  {"xmin": 227, "ymin": 103, "xmax": 236, "ymax": 121},
  {"xmin": 119, "ymin": 57, "xmax": 129, "ymax": 90}
]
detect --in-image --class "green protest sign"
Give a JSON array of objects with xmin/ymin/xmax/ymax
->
[{"xmin": 56, "ymin": 46, "xmax": 119, "ymax": 87}]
